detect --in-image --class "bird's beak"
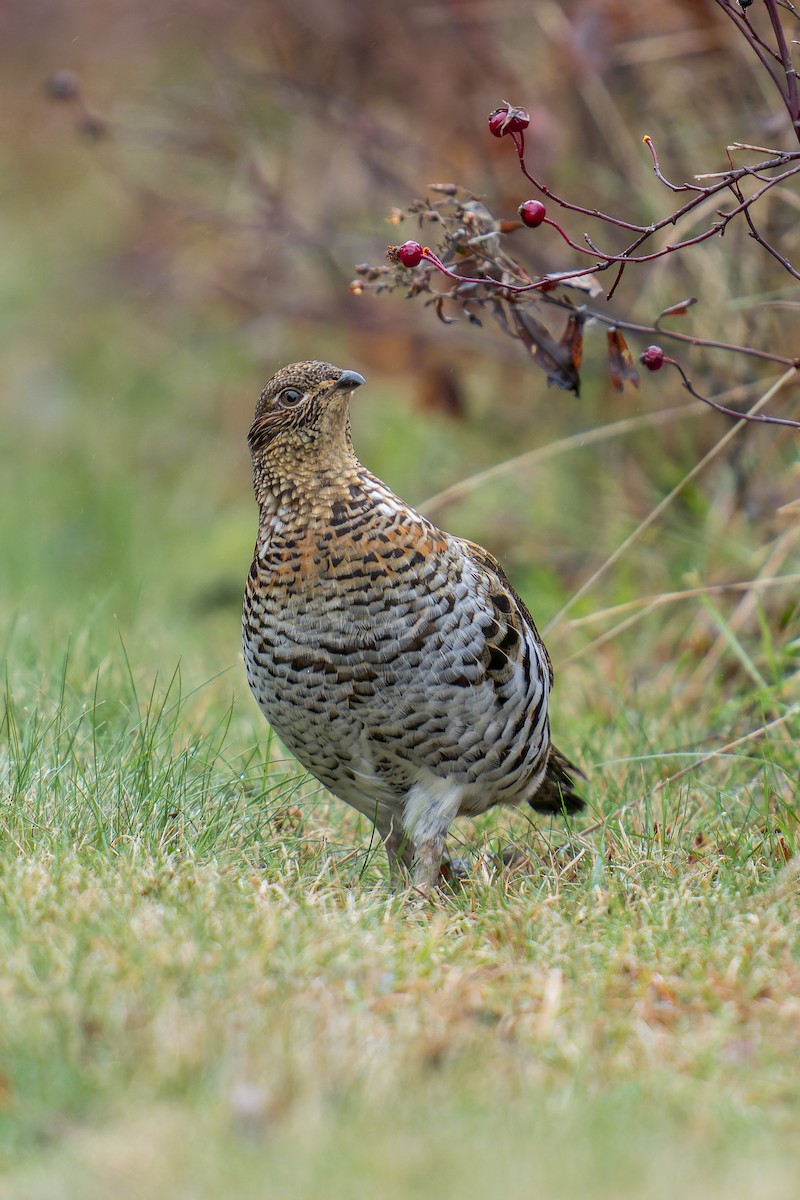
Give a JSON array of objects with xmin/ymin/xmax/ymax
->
[{"xmin": 336, "ymin": 370, "xmax": 366, "ymax": 392}]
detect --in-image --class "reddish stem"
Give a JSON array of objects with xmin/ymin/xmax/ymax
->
[
  {"xmin": 509, "ymin": 132, "xmax": 645, "ymax": 232},
  {"xmin": 665, "ymin": 357, "xmax": 800, "ymax": 430}
]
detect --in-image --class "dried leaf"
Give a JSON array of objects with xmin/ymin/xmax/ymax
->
[
  {"xmin": 658, "ymin": 297, "xmax": 698, "ymax": 321},
  {"xmin": 606, "ymin": 327, "xmax": 640, "ymax": 393},
  {"xmin": 512, "ymin": 306, "xmax": 582, "ymax": 394},
  {"xmin": 560, "ymin": 312, "xmax": 585, "ymax": 375},
  {"xmin": 774, "ymin": 834, "xmax": 793, "ymax": 863},
  {"xmin": 544, "ymin": 270, "xmax": 604, "ymax": 298},
  {"xmin": 434, "ymin": 296, "xmax": 457, "ymax": 325}
]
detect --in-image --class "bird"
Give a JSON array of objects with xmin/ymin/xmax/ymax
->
[{"xmin": 242, "ymin": 360, "xmax": 584, "ymax": 891}]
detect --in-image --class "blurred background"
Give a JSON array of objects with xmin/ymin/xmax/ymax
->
[{"xmin": 0, "ymin": 0, "xmax": 797, "ymax": 735}]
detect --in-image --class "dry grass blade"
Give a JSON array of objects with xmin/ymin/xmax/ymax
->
[
  {"xmin": 680, "ymin": 525, "xmax": 800, "ymax": 702},
  {"xmin": 578, "ymin": 701, "xmax": 800, "ymax": 839},
  {"xmin": 652, "ymin": 703, "xmax": 800, "ymax": 792},
  {"xmin": 544, "ymin": 366, "xmax": 798, "ymax": 634},
  {"xmin": 418, "ymin": 403, "xmax": 705, "ymax": 516},
  {"xmin": 564, "ymin": 573, "xmax": 800, "ymax": 629},
  {"xmin": 558, "ymin": 572, "xmax": 800, "ymax": 667},
  {"xmin": 557, "ymin": 599, "xmax": 670, "ymax": 668}
]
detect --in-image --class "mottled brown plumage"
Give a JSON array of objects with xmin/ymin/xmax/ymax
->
[{"xmin": 243, "ymin": 361, "xmax": 584, "ymax": 890}]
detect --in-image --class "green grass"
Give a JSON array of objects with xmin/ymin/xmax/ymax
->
[{"xmin": 1, "ymin": 598, "xmax": 798, "ymax": 1198}]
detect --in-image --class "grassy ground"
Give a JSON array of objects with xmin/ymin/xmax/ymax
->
[
  {"xmin": 0, "ymin": 609, "xmax": 799, "ymax": 1199},
  {"xmin": 2, "ymin": 5, "xmax": 800, "ymax": 1196}
]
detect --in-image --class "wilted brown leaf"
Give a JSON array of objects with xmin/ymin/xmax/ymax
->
[
  {"xmin": 607, "ymin": 326, "xmax": 640, "ymax": 392},
  {"xmin": 511, "ymin": 306, "xmax": 583, "ymax": 394},
  {"xmin": 657, "ymin": 297, "xmax": 698, "ymax": 321}
]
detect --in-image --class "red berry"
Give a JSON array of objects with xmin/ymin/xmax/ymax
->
[
  {"xmin": 641, "ymin": 345, "xmax": 665, "ymax": 371},
  {"xmin": 397, "ymin": 240, "xmax": 423, "ymax": 268},
  {"xmin": 488, "ymin": 102, "xmax": 530, "ymax": 138},
  {"xmin": 519, "ymin": 200, "xmax": 547, "ymax": 228}
]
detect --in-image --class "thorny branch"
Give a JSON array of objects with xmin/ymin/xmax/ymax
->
[{"xmin": 354, "ymin": 3, "xmax": 800, "ymax": 432}]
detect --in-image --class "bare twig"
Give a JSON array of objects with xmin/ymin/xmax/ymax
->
[{"xmin": 665, "ymin": 358, "xmax": 800, "ymax": 429}]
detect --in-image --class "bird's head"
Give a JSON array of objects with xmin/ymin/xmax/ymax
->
[{"xmin": 248, "ymin": 361, "xmax": 366, "ymax": 462}]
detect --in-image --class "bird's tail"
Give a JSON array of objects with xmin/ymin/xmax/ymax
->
[{"xmin": 529, "ymin": 745, "xmax": 585, "ymax": 815}]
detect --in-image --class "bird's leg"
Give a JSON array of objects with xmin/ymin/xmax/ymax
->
[
  {"xmin": 413, "ymin": 833, "xmax": 448, "ymax": 894},
  {"xmin": 375, "ymin": 815, "xmax": 415, "ymax": 890},
  {"xmin": 403, "ymin": 776, "xmax": 463, "ymax": 896}
]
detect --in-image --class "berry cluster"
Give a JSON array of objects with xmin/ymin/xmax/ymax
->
[{"xmin": 358, "ymin": 86, "xmax": 800, "ymax": 430}]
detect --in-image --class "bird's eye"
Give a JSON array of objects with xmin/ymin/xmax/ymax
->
[{"xmin": 278, "ymin": 387, "xmax": 304, "ymax": 408}]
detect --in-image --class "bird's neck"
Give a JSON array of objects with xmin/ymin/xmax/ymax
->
[{"xmin": 251, "ymin": 430, "xmax": 364, "ymax": 529}]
